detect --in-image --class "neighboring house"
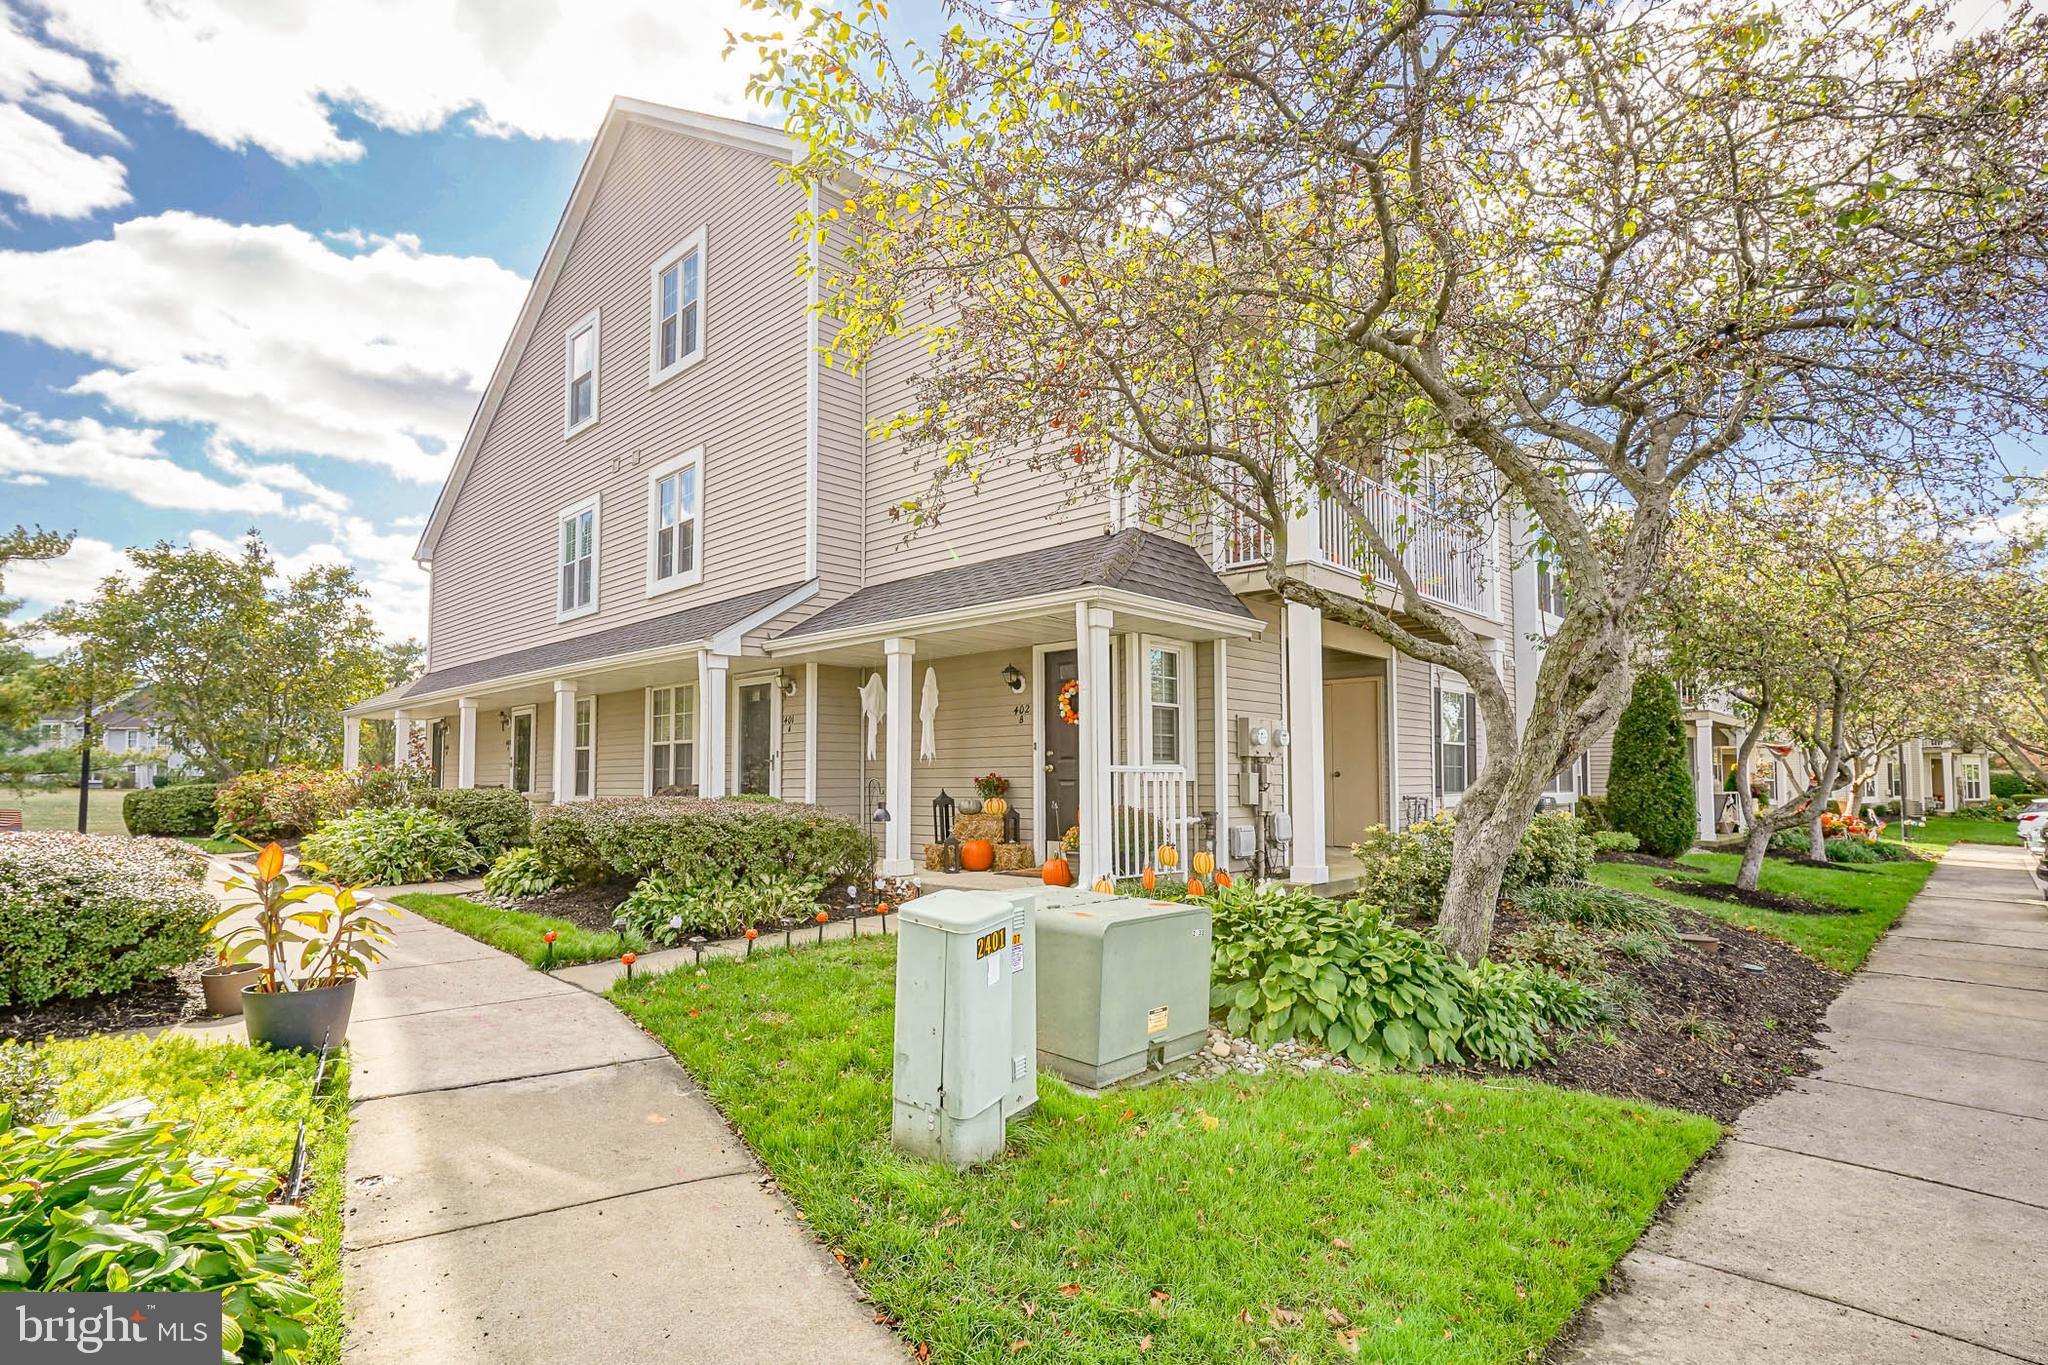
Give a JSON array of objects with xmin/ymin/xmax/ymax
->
[
  {"xmin": 342, "ymin": 97, "xmax": 1566, "ymax": 888},
  {"xmin": 29, "ymin": 689, "xmax": 194, "ymax": 788}
]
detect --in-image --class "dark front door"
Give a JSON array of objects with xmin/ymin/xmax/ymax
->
[
  {"xmin": 1043, "ymin": 649, "xmax": 1079, "ymax": 847},
  {"xmin": 737, "ymin": 682, "xmax": 774, "ymax": 795}
]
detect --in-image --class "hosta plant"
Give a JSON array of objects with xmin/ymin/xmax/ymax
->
[
  {"xmin": 0, "ymin": 1099, "xmax": 315, "ymax": 1360},
  {"xmin": 209, "ymin": 841, "xmax": 400, "ymax": 992},
  {"xmin": 482, "ymin": 846, "xmax": 564, "ymax": 902},
  {"xmin": 299, "ymin": 805, "xmax": 479, "ymax": 886}
]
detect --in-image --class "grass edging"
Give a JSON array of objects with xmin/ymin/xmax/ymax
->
[
  {"xmin": 610, "ymin": 934, "xmax": 1720, "ymax": 1363},
  {"xmin": 389, "ymin": 891, "xmax": 642, "ymax": 967}
]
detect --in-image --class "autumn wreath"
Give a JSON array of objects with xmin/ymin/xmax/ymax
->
[{"xmin": 1057, "ymin": 678, "xmax": 1080, "ymax": 725}]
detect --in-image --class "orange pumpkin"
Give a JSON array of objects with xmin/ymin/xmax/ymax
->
[
  {"xmin": 1141, "ymin": 866, "xmax": 1157, "ymax": 892},
  {"xmin": 1191, "ymin": 849, "xmax": 1216, "ymax": 878},
  {"xmin": 959, "ymin": 837, "xmax": 995, "ymax": 872},
  {"xmin": 1157, "ymin": 843, "xmax": 1180, "ymax": 869},
  {"xmin": 1042, "ymin": 855, "xmax": 1073, "ymax": 886},
  {"xmin": 1186, "ymin": 876, "xmax": 1205, "ymax": 897},
  {"xmin": 1215, "ymin": 869, "xmax": 1233, "ymax": 888},
  {"xmin": 1092, "ymin": 876, "xmax": 1115, "ymax": 894}
]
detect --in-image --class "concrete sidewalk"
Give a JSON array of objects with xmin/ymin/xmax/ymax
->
[{"xmin": 1560, "ymin": 843, "xmax": 2048, "ymax": 1364}]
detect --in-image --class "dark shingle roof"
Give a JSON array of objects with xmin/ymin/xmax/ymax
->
[
  {"xmin": 389, "ymin": 581, "xmax": 808, "ymax": 701},
  {"xmin": 782, "ymin": 530, "xmax": 1250, "ymax": 639}
]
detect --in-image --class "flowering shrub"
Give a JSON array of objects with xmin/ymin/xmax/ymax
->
[
  {"xmin": 1819, "ymin": 811, "xmax": 1875, "ymax": 839},
  {"xmin": 299, "ymin": 806, "xmax": 479, "ymax": 885},
  {"xmin": 531, "ymin": 797, "xmax": 869, "ymax": 892},
  {"xmin": 0, "ymin": 833, "xmax": 213, "ymax": 1006}
]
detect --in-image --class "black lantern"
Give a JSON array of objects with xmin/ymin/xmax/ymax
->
[
  {"xmin": 933, "ymin": 789, "xmax": 961, "ymax": 872},
  {"xmin": 1001, "ymin": 663, "xmax": 1025, "ymax": 693}
]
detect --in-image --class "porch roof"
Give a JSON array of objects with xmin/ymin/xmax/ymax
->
[
  {"xmin": 775, "ymin": 529, "xmax": 1253, "ymax": 654},
  {"xmin": 345, "ymin": 580, "xmax": 810, "ymax": 717}
]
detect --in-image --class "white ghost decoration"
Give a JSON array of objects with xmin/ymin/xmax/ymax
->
[
  {"xmin": 919, "ymin": 667, "xmax": 940, "ymax": 762},
  {"xmin": 858, "ymin": 672, "xmax": 886, "ymax": 760}
]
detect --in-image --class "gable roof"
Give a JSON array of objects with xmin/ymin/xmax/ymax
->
[
  {"xmin": 413, "ymin": 98, "xmax": 795, "ymax": 566},
  {"xmin": 779, "ymin": 530, "xmax": 1253, "ymax": 640}
]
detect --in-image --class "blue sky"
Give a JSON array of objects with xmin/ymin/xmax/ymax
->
[{"xmin": 0, "ymin": 0, "xmax": 771, "ymax": 642}]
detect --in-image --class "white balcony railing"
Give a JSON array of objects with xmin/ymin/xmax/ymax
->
[
  {"xmin": 1214, "ymin": 471, "xmax": 1490, "ymax": 615},
  {"xmin": 1107, "ymin": 764, "xmax": 1199, "ymax": 881}
]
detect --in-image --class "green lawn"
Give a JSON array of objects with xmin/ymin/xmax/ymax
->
[
  {"xmin": 611, "ymin": 936, "xmax": 1718, "ymax": 1364},
  {"xmin": 391, "ymin": 891, "xmax": 644, "ymax": 967},
  {"xmin": 39, "ymin": 1033, "xmax": 350, "ymax": 1365},
  {"xmin": 1885, "ymin": 813, "xmax": 2023, "ymax": 847},
  {"xmin": 6, "ymin": 786, "xmax": 128, "ymax": 834},
  {"xmin": 1589, "ymin": 849, "xmax": 1936, "ymax": 971}
]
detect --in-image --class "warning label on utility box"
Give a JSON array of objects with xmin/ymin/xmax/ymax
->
[{"xmin": 1146, "ymin": 1006, "xmax": 1169, "ymax": 1035}]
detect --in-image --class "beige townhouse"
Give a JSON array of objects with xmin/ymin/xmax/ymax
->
[{"xmin": 344, "ymin": 97, "xmax": 1574, "ymax": 888}]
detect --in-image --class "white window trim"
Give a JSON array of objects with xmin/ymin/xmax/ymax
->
[
  {"xmin": 648, "ymin": 228, "xmax": 708, "ymax": 387},
  {"xmin": 1137, "ymin": 634, "xmax": 1195, "ymax": 772},
  {"xmin": 1436, "ymin": 676, "xmax": 1475, "ymax": 807},
  {"xmin": 571, "ymin": 695, "xmax": 597, "ymax": 801},
  {"xmin": 730, "ymin": 671, "xmax": 783, "ymax": 798},
  {"xmin": 642, "ymin": 683, "xmax": 698, "ymax": 796},
  {"xmin": 556, "ymin": 493, "xmax": 601, "ymax": 622},
  {"xmin": 563, "ymin": 308, "xmax": 601, "ymax": 437},
  {"xmin": 507, "ymin": 705, "xmax": 537, "ymax": 797},
  {"xmin": 644, "ymin": 446, "xmax": 706, "ymax": 597}
]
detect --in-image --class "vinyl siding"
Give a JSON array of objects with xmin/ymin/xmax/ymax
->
[
  {"xmin": 428, "ymin": 121, "xmax": 811, "ymax": 673},
  {"xmin": 813, "ymin": 664, "xmax": 869, "ymax": 824},
  {"xmin": 1394, "ymin": 652, "xmax": 1436, "ymax": 808},
  {"xmin": 1223, "ymin": 597, "xmax": 1287, "ymax": 847}
]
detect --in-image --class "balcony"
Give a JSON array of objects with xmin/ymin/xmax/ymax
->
[{"xmin": 1214, "ymin": 470, "xmax": 1491, "ymax": 615}]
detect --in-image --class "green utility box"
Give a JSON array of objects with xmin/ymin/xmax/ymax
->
[{"xmin": 1033, "ymin": 890, "xmax": 1213, "ymax": 1088}]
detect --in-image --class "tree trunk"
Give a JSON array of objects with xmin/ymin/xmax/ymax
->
[
  {"xmin": 1438, "ymin": 788, "xmax": 1531, "ymax": 964},
  {"xmin": 1736, "ymin": 819, "xmax": 1773, "ymax": 891},
  {"xmin": 1806, "ymin": 804, "xmax": 1828, "ymax": 864}
]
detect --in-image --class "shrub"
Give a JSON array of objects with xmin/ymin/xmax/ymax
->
[
  {"xmin": 1509, "ymin": 881, "xmax": 1673, "ymax": 935},
  {"xmin": 0, "ymin": 833, "xmax": 212, "ymax": 1007},
  {"xmin": 1991, "ymin": 771, "xmax": 2039, "ymax": 800},
  {"xmin": 1841, "ymin": 836, "xmax": 1915, "ymax": 863},
  {"xmin": 1352, "ymin": 810, "xmax": 1594, "ymax": 920},
  {"xmin": 0, "ymin": 1041, "xmax": 55, "ymax": 1125},
  {"xmin": 1606, "ymin": 674, "xmax": 1698, "ymax": 857},
  {"xmin": 482, "ymin": 846, "xmax": 564, "ymax": 901},
  {"xmin": 530, "ymin": 797, "xmax": 870, "ymax": 893},
  {"xmin": 619, "ymin": 869, "xmax": 826, "ymax": 944},
  {"xmin": 420, "ymin": 787, "xmax": 531, "ymax": 860},
  {"xmin": 300, "ymin": 805, "xmax": 479, "ymax": 885},
  {"xmin": 1501, "ymin": 921, "xmax": 1605, "ymax": 981},
  {"xmin": 1770, "ymin": 825, "xmax": 1812, "ymax": 852},
  {"xmin": 1574, "ymin": 794, "xmax": 1610, "ymax": 831},
  {"xmin": 1590, "ymin": 830, "xmax": 1639, "ymax": 853},
  {"xmin": 1823, "ymin": 836, "xmax": 1882, "ymax": 864},
  {"xmin": 0, "ymin": 1098, "xmax": 316, "ymax": 1357},
  {"xmin": 213, "ymin": 763, "xmax": 431, "ymax": 840},
  {"xmin": 122, "ymin": 781, "xmax": 220, "ymax": 836}
]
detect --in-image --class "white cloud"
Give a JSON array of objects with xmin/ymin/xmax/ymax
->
[
  {"xmin": 0, "ymin": 8, "xmax": 127, "ymax": 218},
  {"xmin": 188, "ymin": 520, "xmax": 427, "ymax": 642},
  {"xmin": 35, "ymin": 0, "xmax": 762, "ymax": 164},
  {"xmin": 28, "ymin": 88, "xmax": 124, "ymax": 143},
  {"xmin": 0, "ymin": 213, "xmax": 527, "ymax": 480},
  {"xmin": 0, "ymin": 409, "xmax": 296, "ymax": 514},
  {"xmin": 3, "ymin": 534, "xmax": 134, "ymax": 615}
]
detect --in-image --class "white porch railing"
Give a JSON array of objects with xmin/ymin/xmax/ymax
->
[
  {"xmin": 1213, "ymin": 471, "xmax": 1490, "ymax": 614},
  {"xmin": 1107, "ymin": 764, "xmax": 1200, "ymax": 881}
]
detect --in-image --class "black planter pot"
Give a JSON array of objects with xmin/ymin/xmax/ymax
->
[{"xmin": 241, "ymin": 978, "xmax": 357, "ymax": 1053}]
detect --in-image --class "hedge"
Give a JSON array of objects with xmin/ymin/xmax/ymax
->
[
  {"xmin": 420, "ymin": 788, "xmax": 531, "ymax": 860},
  {"xmin": 531, "ymin": 797, "xmax": 871, "ymax": 892},
  {"xmin": 1606, "ymin": 674, "xmax": 1698, "ymax": 858},
  {"xmin": 122, "ymin": 782, "xmax": 221, "ymax": 837},
  {"xmin": 0, "ymin": 833, "xmax": 212, "ymax": 1007}
]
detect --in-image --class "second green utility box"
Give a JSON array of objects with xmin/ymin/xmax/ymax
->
[{"xmin": 1033, "ymin": 891, "xmax": 1213, "ymax": 1087}]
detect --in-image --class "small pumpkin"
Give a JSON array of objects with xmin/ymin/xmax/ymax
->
[
  {"xmin": 1215, "ymin": 869, "xmax": 1233, "ymax": 888},
  {"xmin": 1157, "ymin": 843, "xmax": 1180, "ymax": 869},
  {"xmin": 1042, "ymin": 855, "xmax": 1073, "ymax": 887},
  {"xmin": 1092, "ymin": 876, "xmax": 1114, "ymax": 894},
  {"xmin": 1141, "ymin": 866, "xmax": 1157, "ymax": 892},
  {"xmin": 1186, "ymin": 876, "xmax": 1205, "ymax": 897},
  {"xmin": 959, "ymin": 837, "xmax": 996, "ymax": 872},
  {"xmin": 983, "ymin": 795, "xmax": 1009, "ymax": 817},
  {"xmin": 1191, "ymin": 849, "xmax": 1216, "ymax": 878}
]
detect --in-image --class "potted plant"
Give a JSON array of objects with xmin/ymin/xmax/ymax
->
[
  {"xmin": 207, "ymin": 841, "xmax": 400, "ymax": 1052},
  {"xmin": 199, "ymin": 944, "xmax": 264, "ymax": 1017}
]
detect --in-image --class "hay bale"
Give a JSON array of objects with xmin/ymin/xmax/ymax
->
[
  {"xmin": 954, "ymin": 812, "xmax": 1007, "ymax": 843},
  {"xmin": 992, "ymin": 841, "xmax": 1035, "ymax": 872},
  {"xmin": 924, "ymin": 843, "xmax": 948, "ymax": 871}
]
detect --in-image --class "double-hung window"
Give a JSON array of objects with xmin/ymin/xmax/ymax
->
[
  {"xmin": 572, "ymin": 697, "xmax": 595, "ymax": 799},
  {"xmin": 1535, "ymin": 559, "xmax": 1567, "ymax": 618},
  {"xmin": 1435, "ymin": 680, "xmax": 1476, "ymax": 802},
  {"xmin": 649, "ymin": 230, "xmax": 705, "ymax": 382},
  {"xmin": 558, "ymin": 495, "xmax": 598, "ymax": 620},
  {"xmin": 646, "ymin": 449, "xmax": 702, "ymax": 592},
  {"xmin": 1545, "ymin": 755, "xmax": 1584, "ymax": 801},
  {"xmin": 564, "ymin": 311, "xmax": 599, "ymax": 433},
  {"xmin": 648, "ymin": 684, "xmax": 696, "ymax": 793},
  {"xmin": 1143, "ymin": 640, "xmax": 1189, "ymax": 767}
]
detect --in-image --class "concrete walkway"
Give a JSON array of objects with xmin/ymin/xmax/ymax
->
[{"xmin": 1561, "ymin": 843, "xmax": 2048, "ymax": 1364}]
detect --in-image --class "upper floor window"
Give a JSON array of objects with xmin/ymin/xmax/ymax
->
[
  {"xmin": 649, "ymin": 230, "xmax": 705, "ymax": 383},
  {"xmin": 1436, "ymin": 680, "xmax": 1476, "ymax": 802},
  {"xmin": 558, "ymin": 494, "xmax": 599, "ymax": 620},
  {"xmin": 1535, "ymin": 559, "xmax": 1566, "ymax": 618},
  {"xmin": 564, "ymin": 310, "xmax": 599, "ymax": 434},
  {"xmin": 646, "ymin": 448, "xmax": 703, "ymax": 593}
]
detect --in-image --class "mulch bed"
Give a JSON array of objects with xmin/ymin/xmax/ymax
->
[
  {"xmin": 0, "ymin": 959, "xmax": 211, "ymax": 1043},
  {"xmin": 1652, "ymin": 875, "xmax": 1858, "ymax": 916},
  {"xmin": 1501, "ymin": 908, "xmax": 1844, "ymax": 1123}
]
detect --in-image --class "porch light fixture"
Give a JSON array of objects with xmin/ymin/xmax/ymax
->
[
  {"xmin": 778, "ymin": 671, "xmax": 797, "ymax": 698},
  {"xmin": 1001, "ymin": 663, "xmax": 1025, "ymax": 693}
]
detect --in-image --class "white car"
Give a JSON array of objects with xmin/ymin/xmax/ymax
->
[{"xmin": 2017, "ymin": 799, "xmax": 2048, "ymax": 849}]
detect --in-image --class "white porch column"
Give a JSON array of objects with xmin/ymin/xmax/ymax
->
[
  {"xmin": 1902, "ymin": 739, "xmax": 1924, "ymax": 815},
  {"xmin": 698, "ymin": 653, "xmax": 730, "ymax": 798},
  {"xmin": 1075, "ymin": 603, "xmax": 1114, "ymax": 885},
  {"xmin": 882, "ymin": 637, "xmax": 916, "ymax": 875},
  {"xmin": 1284, "ymin": 600, "xmax": 1328, "ymax": 883},
  {"xmin": 1694, "ymin": 722, "xmax": 1717, "ymax": 843},
  {"xmin": 551, "ymin": 682, "xmax": 578, "ymax": 803},
  {"xmin": 341, "ymin": 715, "xmax": 361, "ymax": 770},
  {"xmin": 392, "ymin": 708, "xmax": 413, "ymax": 768},
  {"xmin": 455, "ymin": 697, "xmax": 478, "ymax": 789}
]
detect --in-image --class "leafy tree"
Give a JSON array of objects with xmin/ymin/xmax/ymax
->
[
  {"xmin": 41, "ymin": 534, "xmax": 409, "ymax": 778},
  {"xmin": 1606, "ymin": 675, "xmax": 1698, "ymax": 859},
  {"xmin": 741, "ymin": 0, "xmax": 2048, "ymax": 959},
  {"xmin": 0, "ymin": 526, "xmax": 71, "ymax": 741}
]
